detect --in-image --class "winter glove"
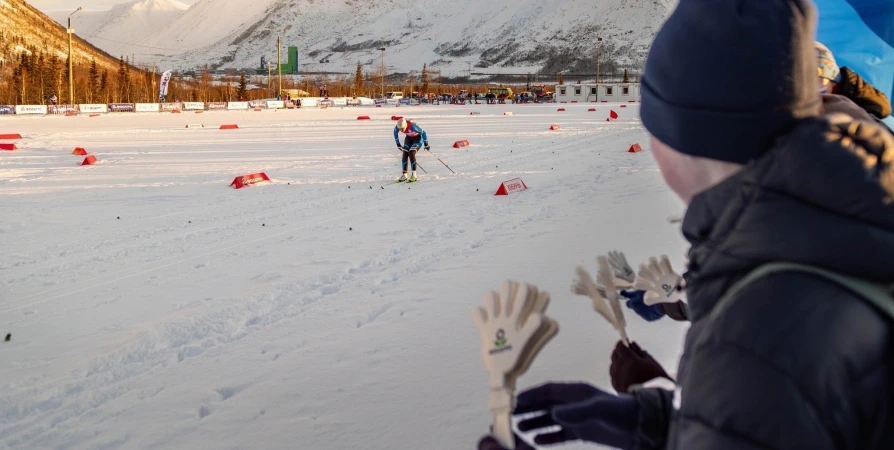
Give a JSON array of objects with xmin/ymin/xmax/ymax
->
[
  {"xmin": 424, "ymin": 143, "xmax": 431, "ymax": 151},
  {"xmin": 620, "ymin": 290, "xmax": 665, "ymax": 322},
  {"xmin": 610, "ymin": 341, "xmax": 672, "ymax": 394},
  {"xmin": 660, "ymin": 300, "xmax": 690, "ymax": 322},
  {"xmin": 634, "ymin": 255, "xmax": 686, "ymax": 306},
  {"xmin": 608, "ymin": 251, "xmax": 636, "ymax": 283},
  {"xmin": 515, "ymin": 383, "xmax": 639, "ymax": 449},
  {"xmin": 397, "ymin": 144, "xmax": 405, "ymax": 152},
  {"xmin": 478, "ymin": 434, "xmax": 535, "ymax": 450},
  {"xmin": 473, "ymin": 281, "xmax": 555, "ymax": 448}
]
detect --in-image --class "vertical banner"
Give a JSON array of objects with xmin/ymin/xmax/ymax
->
[{"xmin": 159, "ymin": 70, "xmax": 173, "ymax": 102}]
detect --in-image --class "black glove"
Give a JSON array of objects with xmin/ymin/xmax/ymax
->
[
  {"xmin": 610, "ymin": 341, "xmax": 672, "ymax": 394},
  {"xmin": 660, "ymin": 300, "xmax": 690, "ymax": 321},
  {"xmin": 397, "ymin": 144, "xmax": 405, "ymax": 152},
  {"xmin": 515, "ymin": 382, "xmax": 639, "ymax": 449},
  {"xmin": 477, "ymin": 434, "xmax": 535, "ymax": 450},
  {"xmin": 424, "ymin": 143, "xmax": 431, "ymax": 151}
]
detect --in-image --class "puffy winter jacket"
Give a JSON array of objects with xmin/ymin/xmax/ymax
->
[
  {"xmin": 631, "ymin": 115, "xmax": 894, "ymax": 450},
  {"xmin": 835, "ymin": 67, "xmax": 892, "ymax": 119}
]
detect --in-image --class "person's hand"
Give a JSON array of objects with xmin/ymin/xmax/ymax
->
[
  {"xmin": 822, "ymin": 94, "xmax": 875, "ymax": 122},
  {"xmin": 634, "ymin": 255, "xmax": 685, "ymax": 306},
  {"xmin": 620, "ymin": 290, "xmax": 665, "ymax": 322},
  {"xmin": 514, "ymin": 383, "xmax": 639, "ymax": 449},
  {"xmin": 608, "ymin": 251, "xmax": 636, "ymax": 283},
  {"xmin": 610, "ymin": 341, "xmax": 672, "ymax": 393},
  {"xmin": 424, "ymin": 143, "xmax": 431, "ymax": 151}
]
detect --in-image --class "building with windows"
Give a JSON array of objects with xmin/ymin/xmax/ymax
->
[{"xmin": 553, "ymin": 83, "xmax": 640, "ymax": 103}]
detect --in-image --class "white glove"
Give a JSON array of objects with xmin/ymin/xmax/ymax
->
[
  {"xmin": 570, "ymin": 260, "xmax": 629, "ymax": 347},
  {"xmin": 634, "ymin": 255, "xmax": 686, "ymax": 306},
  {"xmin": 473, "ymin": 285, "xmax": 543, "ymax": 389},
  {"xmin": 597, "ymin": 256, "xmax": 629, "ymax": 346},
  {"xmin": 473, "ymin": 281, "xmax": 555, "ymax": 449},
  {"xmin": 608, "ymin": 251, "xmax": 636, "ymax": 283}
]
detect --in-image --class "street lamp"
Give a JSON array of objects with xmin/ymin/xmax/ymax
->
[
  {"xmin": 68, "ymin": 6, "xmax": 82, "ymax": 105},
  {"xmin": 379, "ymin": 47, "xmax": 386, "ymax": 98}
]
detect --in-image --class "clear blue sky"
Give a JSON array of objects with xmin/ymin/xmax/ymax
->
[{"xmin": 30, "ymin": 0, "xmax": 199, "ymax": 11}]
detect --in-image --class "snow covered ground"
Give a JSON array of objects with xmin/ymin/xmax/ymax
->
[{"xmin": 0, "ymin": 103, "xmax": 688, "ymax": 449}]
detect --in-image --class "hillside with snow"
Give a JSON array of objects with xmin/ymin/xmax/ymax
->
[
  {"xmin": 45, "ymin": 0, "xmax": 673, "ymax": 75},
  {"xmin": 0, "ymin": 0, "xmax": 125, "ymax": 74},
  {"xmin": 47, "ymin": 0, "xmax": 189, "ymax": 63}
]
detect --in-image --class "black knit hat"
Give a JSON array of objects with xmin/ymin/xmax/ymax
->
[{"xmin": 640, "ymin": 0, "xmax": 822, "ymax": 164}]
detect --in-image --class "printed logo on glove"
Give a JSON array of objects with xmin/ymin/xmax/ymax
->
[{"xmin": 491, "ymin": 329, "xmax": 511, "ymax": 354}]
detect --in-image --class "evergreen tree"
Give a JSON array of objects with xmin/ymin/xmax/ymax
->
[
  {"xmin": 354, "ymin": 63, "xmax": 363, "ymax": 97},
  {"xmin": 117, "ymin": 56, "xmax": 128, "ymax": 102},
  {"xmin": 88, "ymin": 59, "xmax": 99, "ymax": 101},
  {"xmin": 62, "ymin": 56, "xmax": 70, "ymax": 102},
  {"xmin": 18, "ymin": 53, "xmax": 31, "ymax": 103},
  {"xmin": 622, "ymin": 68, "xmax": 630, "ymax": 83},
  {"xmin": 421, "ymin": 63, "xmax": 429, "ymax": 94},
  {"xmin": 237, "ymin": 72, "xmax": 248, "ymax": 100},
  {"xmin": 12, "ymin": 64, "xmax": 23, "ymax": 104},
  {"xmin": 100, "ymin": 70, "xmax": 109, "ymax": 103}
]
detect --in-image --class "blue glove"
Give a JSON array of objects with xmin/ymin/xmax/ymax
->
[
  {"xmin": 621, "ymin": 290, "xmax": 665, "ymax": 322},
  {"xmin": 514, "ymin": 383, "xmax": 639, "ymax": 449}
]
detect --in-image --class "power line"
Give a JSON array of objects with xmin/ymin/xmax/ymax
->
[{"xmin": 82, "ymin": 35, "xmax": 181, "ymax": 53}]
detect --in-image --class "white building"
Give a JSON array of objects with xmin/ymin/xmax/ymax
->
[{"xmin": 554, "ymin": 83, "xmax": 641, "ymax": 103}]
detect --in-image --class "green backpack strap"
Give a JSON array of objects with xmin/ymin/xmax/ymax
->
[{"xmin": 709, "ymin": 262, "xmax": 894, "ymax": 323}]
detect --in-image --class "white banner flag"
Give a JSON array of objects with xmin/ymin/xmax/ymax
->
[{"xmin": 158, "ymin": 70, "xmax": 173, "ymax": 101}]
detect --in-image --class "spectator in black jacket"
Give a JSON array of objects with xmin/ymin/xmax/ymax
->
[
  {"xmin": 479, "ymin": 0, "xmax": 894, "ymax": 449},
  {"xmin": 816, "ymin": 41, "xmax": 892, "ymax": 119}
]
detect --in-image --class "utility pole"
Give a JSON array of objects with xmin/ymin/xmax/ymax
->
[
  {"xmin": 68, "ymin": 6, "xmax": 82, "ymax": 105},
  {"xmin": 267, "ymin": 60, "xmax": 273, "ymax": 97},
  {"xmin": 595, "ymin": 37, "xmax": 603, "ymax": 103},
  {"xmin": 277, "ymin": 36, "xmax": 282, "ymax": 99},
  {"xmin": 379, "ymin": 47, "xmax": 387, "ymax": 97}
]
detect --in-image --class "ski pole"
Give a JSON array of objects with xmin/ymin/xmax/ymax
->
[{"xmin": 425, "ymin": 147, "xmax": 456, "ymax": 174}]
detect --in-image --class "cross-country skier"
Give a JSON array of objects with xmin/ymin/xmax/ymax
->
[{"xmin": 393, "ymin": 118, "xmax": 429, "ymax": 182}]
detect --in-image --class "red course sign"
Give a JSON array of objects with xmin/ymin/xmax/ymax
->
[
  {"xmin": 230, "ymin": 172, "xmax": 271, "ymax": 189},
  {"xmin": 495, "ymin": 177, "xmax": 528, "ymax": 196}
]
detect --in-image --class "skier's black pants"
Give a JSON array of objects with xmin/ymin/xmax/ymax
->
[
  {"xmin": 402, "ymin": 149, "xmax": 418, "ymax": 171},
  {"xmin": 402, "ymin": 135, "xmax": 421, "ymax": 171}
]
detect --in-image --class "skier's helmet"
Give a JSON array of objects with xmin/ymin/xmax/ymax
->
[{"xmin": 397, "ymin": 118, "xmax": 408, "ymax": 132}]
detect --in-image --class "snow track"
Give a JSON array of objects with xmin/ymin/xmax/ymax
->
[{"xmin": 0, "ymin": 104, "xmax": 688, "ymax": 449}]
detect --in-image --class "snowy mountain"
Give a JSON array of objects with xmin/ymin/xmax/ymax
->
[
  {"xmin": 55, "ymin": 0, "xmax": 673, "ymax": 76},
  {"xmin": 47, "ymin": 0, "xmax": 189, "ymax": 64},
  {"xmin": 0, "ymin": 0, "xmax": 124, "ymax": 73}
]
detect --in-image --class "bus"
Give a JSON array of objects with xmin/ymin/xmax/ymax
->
[{"xmin": 487, "ymin": 87, "xmax": 513, "ymax": 97}]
